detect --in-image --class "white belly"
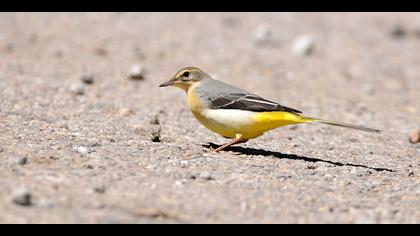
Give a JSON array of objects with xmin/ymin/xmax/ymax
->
[{"xmin": 202, "ymin": 109, "xmax": 256, "ymax": 129}]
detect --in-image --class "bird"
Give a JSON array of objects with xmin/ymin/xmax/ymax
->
[{"xmin": 159, "ymin": 67, "xmax": 380, "ymax": 152}]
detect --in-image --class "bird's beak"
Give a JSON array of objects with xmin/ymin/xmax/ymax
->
[{"xmin": 159, "ymin": 79, "xmax": 176, "ymax": 87}]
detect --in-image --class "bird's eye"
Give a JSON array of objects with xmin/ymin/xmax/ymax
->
[{"xmin": 182, "ymin": 71, "xmax": 190, "ymax": 78}]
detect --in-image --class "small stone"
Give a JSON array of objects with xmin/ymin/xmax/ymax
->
[
  {"xmin": 289, "ymin": 125, "xmax": 299, "ymax": 130},
  {"xmin": 361, "ymin": 83, "xmax": 375, "ymax": 95},
  {"xmin": 129, "ymin": 63, "xmax": 145, "ymax": 80},
  {"xmin": 75, "ymin": 146, "xmax": 93, "ymax": 154},
  {"xmin": 409, "ymin": 130, "xmax": 420, "ymax": 144},
  {"xmin": 5, "ymin": 44, "xmax": 14, "ymax": 53},
  {"xmin": 55, "ymin": 50, "xmax": 63, "ymax": 58},
  {"xmin": 38, "ymin": 198, "xmax": 54, "ymax": 209},
  {"xmin": 13, "ymin": 188, "xmax": 32, "ymax": 206},
  {"xmin": 85, "ymin": 164, "xmax": 94, "ymax": 169},
  {"xmin": 174, "ymin": 179, "xmax": 186, "ymax": 188},
  {"xmin": 15, "ymin": 156, "xmax": 28, "ymax": 166},
  {"xmin": 81, "ymin": 74, "xmax": 94, "ymax": 84},
  {"xmin": 119, "ymin": 108, "xmax": 133, "ymax": 117},
  {"xmin": 150, "ymin": 126, "xmax": 161, "ymax": 143},
  {"xmin": 134, "ymin": 47, "xmax": 146, "ymax": 60},
  {"xmin": 292, "ymin": 35, "xmax": 316, "ymax": 56},
  {"xmin": 69, "ymin": 83, "xmax": 85, "ymax": 95},
  {"xmin": 199, "ymin": 171, "xmax": 214, "ymax": 180},
  {"xmin": 150, "ymin": 114, "xmax": 160, "ymax": 125},
  {"xmin": 404, "ymin": 106, "xmax": 417, "ymax": 114},
  {"xmin": 222, "ymin": 17, "xmax": 239, "ymax": 28},
  {"xmin": 180, "ymin": 160, "xmax": 188, "ymax": 168},
  {"xmin": 240, "ymin": 202, "xmax": 248, "ymax": 212},
  {"xmin": 0, "ymin": 147, "xmax": 4, "ymax": 152},
  {"xmin": 188, "ymin": 174, "xmax": 197, "ymax": 180},
  {"xmin": 307, "ymin": 165, "xmax": 317, "ymax": 170},
  {"xmin": 94, "ymin": 47, "xmax": 108, "ymax": 56},
  {"xmin": 94, "ymin": 185, "xmax": 106, "ymax": 194},
  {"xmin": 134, "ymin": 207, "xmax": 168, "ymax": 218},
  {"xmin": 253, "ymin": 25, "xmax": 274, "ymax": 45},
  {"xmin": 389, "ymin": 24, "xmax": 406, "ymax": 39}
]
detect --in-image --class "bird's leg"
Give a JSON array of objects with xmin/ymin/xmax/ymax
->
[{"xmin": 214, "ymin": 134, "xmax": 247, "ymax": 152}]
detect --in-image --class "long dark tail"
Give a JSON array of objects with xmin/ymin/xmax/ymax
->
[{"xmin": 303, "ymin": 116, "xmax": 381, "ymax": 133}]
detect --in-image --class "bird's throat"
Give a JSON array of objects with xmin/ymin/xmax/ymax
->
[{"xmin": 187, "ymin": 82, "xmax": 205, "ymax": 112}]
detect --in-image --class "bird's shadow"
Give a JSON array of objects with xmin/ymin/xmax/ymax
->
[{"xmin": 203, "ymin": 143, "xmax": 395, "ymax": 172}]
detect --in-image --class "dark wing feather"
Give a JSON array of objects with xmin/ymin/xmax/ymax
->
[{"xmin": 210, "ymin": 93, "xmax": 302, "ymax": 114}]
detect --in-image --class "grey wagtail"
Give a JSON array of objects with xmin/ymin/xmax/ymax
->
[{"xmin": 159, "ymin": 67, "xmax": 380, "ymax": 152}]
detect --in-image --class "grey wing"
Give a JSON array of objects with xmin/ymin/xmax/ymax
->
[{"xmin": 210, "ymin": 93, "xmax": 302, "ymax": 114}]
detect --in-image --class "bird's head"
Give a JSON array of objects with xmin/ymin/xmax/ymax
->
[{"xmin": 159, "ymin": 67, "xmax": 207, "ymax": 92}]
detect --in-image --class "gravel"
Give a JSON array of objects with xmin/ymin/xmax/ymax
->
[
  {"xmin": 409, "ymin": 130, "xmax": 420, "ymax": 144},
  {"xmin": 389, "ymin": 24, "xmax": 406, "ymax": 39},
  {"xmin": 149, "ymin": 126, "xmax": 162, "ymax": 143},
  {"xmin": 94, "ymin": 185, "xmax": 107, "ymax": 194},
  {"xmin": 119, "ymin": 107, "xmax": 134, "ymax": 117},
  {"xmin": 13, "ymin": 188, "xmax": 32, "ymax": 206},
  {"xmin": 292, "ymin": 34, "xmax": 316, "ymax": 56},
  {"xmin": 0, "ymin": 12, "xmax": 419, "ymax": 224},
  {"xmin": 129, "ymin": 63, "xmax": 145, "ymax": 80},
  {"xmin": 81, "ymin": 74, "xmax": 94, "ymax": 84},
  {"xmin": 38, "ymin": 198, "xmax": 54, "ymax": 209},
  {"xmin": 69, "ymin": 83, "xmax": 85, "ymax": 95},
  {"xmin": 15, "ymin": 156, "xmax": 28, "ymax": 166},
  {"xmin": 150, "ymin": 114, "xmax": 160, "ymax": 125},
  {"xmin": 199, "ymin": 171, "xmax": 214, "ymax": 180},
  {"xmin": 74, "ymin": 146, "xmax": 94, "ymax": 155},
  {"xmin": 253, "ymin": 25, "xmax": 274, "ymax": 45}
]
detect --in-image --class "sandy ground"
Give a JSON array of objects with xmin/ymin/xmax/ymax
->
[{"xmin": 0, "ymin": 12, "xmax": 419, "ymax": 224}]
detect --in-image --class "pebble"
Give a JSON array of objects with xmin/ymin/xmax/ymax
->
[
  {"xmin": 15, "ymin": 156, "xmax": 28, "ymax": 166},
  {"xmin": 150, "ymin": 114, "xmax": 160, "ymax": 125},
  {"xmin": 180, "ymin": 160, "xmax": 188, "ymax": 168},
  {"xmin": 94, "ymin": 47, "xmax": 107, "ymax": 57},
  {"xmin": 222, "ymin": 17, "xmax": 239, "ymax": 28},
  {"xmin": 361, "ymin": 83, "xmax": 375, "ymax": 95},
  {"xmin": 69, "ymin": 83, "xmax": 85, "ymax": 95},
  {"xmin": 0, "ymin": 147, "xmax": 4, "ymax": 152},
  {"xmin": 134, "ymin": 207, "xmax": 168, "ymax": 218},
  {"xmin": 94, "ymin": 185, "xmax": 106, "ymax": 194},
  {"xmin": 75, "ymin": 146, "xmax": 93, "ymax": 155},
  {"xmin": 81, "ymin": 74, "xmax": 94, "ymax": 84},
  {"xmin": 5, "ymin": 43, "xmax": 14, "ymax": 53},
  {"xmin": 199, "ymin": 171, "xmax": 214, "ymax": 180},
  {"xmin": 13, "ymin": 188, "xmax": 32, "ymax": 206},
  {"xmin": 389, "ymin": 24, "xmax": 406, "ymax": 39},
  {"xmin": 292, "ymin": 35, "xmax": 316, "ymax": 56},
  {"xmin": 253, "ymin": 25, "xmax": 274, "ymax": 45},
  {"xmin": 307, "ymin": 164, "xmax": 317, "ymax": 170},
  {"xmin": 149, "ymin": 126, "xmax": 161, "ymax": 143},
  {"xmin": 404, "ymin": 106, "xmax": 417, "ymax": 114},
  {"xmin": 38, "ymin": 198, "xmax": 54, "ymax": 209},
  {"xmin": 409, "ymin": 130, "xmax": 420, "ymax": 144},
  {"xmin": 175, "ymin": 179, "xmax": 186, "ymax": 188},
  {"xmin": 129, "ymin": 63, "xmax": 145, "ymax": 80},
  {"xmin": 119, "ymin": 107, "xmax": 134, "ymax": 117},
  {"xmin": 134, "ymin": 47, "xmax": 146, "ymax": 60}
]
